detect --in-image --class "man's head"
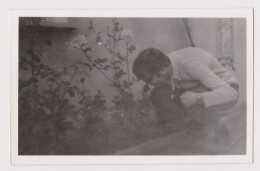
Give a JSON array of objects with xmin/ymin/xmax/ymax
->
[{"xmin": 133, "ymin": 48, "xmax": 172, "ymax": 86}]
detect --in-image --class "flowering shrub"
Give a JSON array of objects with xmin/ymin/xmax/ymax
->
[
  {"xmin": 19, "ymin": 18, "xmax": 157, "ymax": 155},
  {"xmin": 67, "ymin": 34, "xmax": 89, "ymax": 50},
  {"xmin": 120, "ymin": 29, "xmax": 134, "ymax": 43},
  {"xmin": 67, "ymin": 18, "xmax": 155, "ymax": 127},
  {"xmin": 19, "ymin": 21, "xmax": 108, "ymax": 154}
]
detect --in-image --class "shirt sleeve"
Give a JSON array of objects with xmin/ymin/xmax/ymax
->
[{"xmin": 184, "ymin": 60, "xmax": 238, "ymax": 108}]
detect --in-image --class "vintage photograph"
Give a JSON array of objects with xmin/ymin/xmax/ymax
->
[
  {"xmin": 10, "ymin": 9, "xmax": 253, "ymax": 164},
  {"xmin": 17, "ymin": 16, "xmax": 247, "ymax": 155}
]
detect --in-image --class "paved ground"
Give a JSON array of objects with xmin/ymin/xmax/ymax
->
[{"xmin": 114, "ymin": 102, "xmax": 246, "ymax": 155}]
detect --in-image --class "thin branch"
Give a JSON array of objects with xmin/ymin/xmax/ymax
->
[
  {"xmin": 89, "ymin": 20, "xmax": 138, "ymax": 110},
  {"xmin": 126, "ymin": 41, "xmax": 130, "ymax": 83},
  {"xmin": 90, "ymin": 25, "xmax": 119, "ymax": 84},
  {"xmin": 82, "ymin": 51, "xmax": 114, "ymax": 84},
  {"xmin": 29, "ymin": 40, "xmax": 37, "ymax": 112}
]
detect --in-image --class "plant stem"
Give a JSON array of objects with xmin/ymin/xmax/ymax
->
[
  {"xmin": 83, "ymin": 53, "xmax": 113, "ymax": 83},
  {"xmin": 126, "ymin": 41, "xmax": 130, "ymax": 83},
  {"xmin": 81, "ymin": 51, "xmax": 129, "ymax": 104},
  {"xmin": 90, "ymin": 26, "xmax": 118, "ymax": 84},
  {"xmin": 112, "ymin": 27, "xmax": 120, "ymax": 85},
  {"xmin": 89, "ymin": 21, "xmax": 136, "ymax": 111},
  {"xmin": 59, "ymin": 67, "xmax": 77, "ymax": 102},
  {"xmin": 29, "ymin": 40, "xmax": 37, "ymax": 112}
]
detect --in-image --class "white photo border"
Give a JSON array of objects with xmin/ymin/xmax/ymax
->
[{"xmin": 10, "ymin": 9, "xmax": 254, "ymax": 164}]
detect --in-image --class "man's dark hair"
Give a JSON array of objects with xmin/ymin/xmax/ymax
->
[{"xmin": 133, "ymin": 48, "xmax": 171, "ymax": 81}]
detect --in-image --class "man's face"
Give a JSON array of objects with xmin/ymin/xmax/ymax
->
[{"xmin": 143, "ymin": 66, "xmax": 172, "ymax": 86}]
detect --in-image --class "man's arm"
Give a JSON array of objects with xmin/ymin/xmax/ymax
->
[{"xmin": 183, "ymin": 61, "xmax": 238, "ymax": 108}]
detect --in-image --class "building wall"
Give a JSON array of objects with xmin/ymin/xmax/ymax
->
[
  {"xmin": 233, "ymin": 19, "xmax": 247, "ymax": 102},
  {"xmin": 191, "ymin": 18, "xmax": 247, "ymax": 101}
]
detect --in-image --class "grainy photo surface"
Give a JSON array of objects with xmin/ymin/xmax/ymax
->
[
  {"xmin": 11, "ymin": 10, "xmax": 253, "ymax": 164},
  {"xmin": 18, "ymin": 17, "xmax": 247, "ymax": 156}
]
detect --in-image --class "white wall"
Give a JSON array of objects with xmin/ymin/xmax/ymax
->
[
  {"xmin": 233, "ymin": 19, "xmax": 247, "ymax": 102},
  {"xmin": 191, "ymin": 18, "xmax": 247, "ymax": 101}
]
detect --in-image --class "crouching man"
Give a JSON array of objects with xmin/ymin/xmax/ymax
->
[{"xmin": 132, "ymin": 47, "xmax": 239, "ymax": 138}]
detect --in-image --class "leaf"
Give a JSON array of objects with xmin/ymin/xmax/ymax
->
[
  {"xmin": 19, "ymin": 62, "xmax": 28, "ymax": 70},
  {"xmin": 115, "ymin": 52, "xmax": 125, "ymax": 61},
  {"xmin": 115, "ymin": 69, "xmax": 126, "ymax": 79},
  {"xmin": 113, "ymin": 66, "xmax": 120, "ymax": 70},
  {"xmin": 45, "ymin": 39, "xmax": 52, "ymax": 46},
  {"xmin": 82, "ymin": 47, "xmax": 92, "ymax": 52},
  {"xmin": 89, "ymin": 20, "xmax": 93, "ymax": 26},
  {"xmin": 19, "ymin": 56, "xmax": 27, "ymax": 62},
  {"xmin": 68, "ymin": 87, "xmax": 75, "ymax": 97},
  {"xmin": 123, "ymin": 80, "xmax": 132, "ymax": 89},
  {"xmin": 84, "ymin": 63, "xmax": 92, "ymax": 70},
  {"xmin": 27, "ymin": 49, "xmax": 33, "ymax": 54},
  {"xmin": 96, "ymin": 58, "xmax": 108, "ymax": 64},
  {"xmin": 107, "ymin": 33, "xmax": 113, "ymax": 38},
  {"xmin": 39, "ymin": 64, "xmax": 46, "ymax": 69},
  {"xmin": 89, "ymin": 20, "xmax": 94, "ymax": 30},
  {"xmin": 111, "ymin": 82, "xmax": 120, "ymax": 88},
  {"xmin": 143, "ymin": 84, "xmax": 150, "ymax": 95},
  {"xmin": 79, "ymin": 97, "xmax": 86, "ymax": 104},
  {"xmin": 31, "ymin": 77, "xmax": 39, "ymax": 83},
  {"xmin": 113, "ymin": 27, "xmax": 119, "ymax": 32},
  {"xmin": 63, "ymin": 99, "xmax": 69, "ymax": 104},
  {"xmin": 128, "ymin": 44, "xmax": 136, "ymax": 53},
  {"xmin": 48, "ymin": 77, "xmax": 56, "ymax": 83},
  {"xmin": 110, "ymin": 61, "xmax": 121, "ymax": 66},
  {"xmin": 40, "ymin": 72, "xmax": 48, "ymax": 78},
  {"xmin": 103, "ymin": 65, "xmax": 110, "ymax": 70},
  {"xmin": 80, "ymin": 78, "xmax": 85, "ymax": 83},
  {"xmin": 32, "ymin": 53, "xmax": 41, "ymax": 63}
]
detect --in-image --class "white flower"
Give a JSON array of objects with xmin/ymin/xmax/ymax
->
[
  {"xmin": 121, "ymin": 29, "xmax": 133, "ymax": 42},
  {"xmin": 67, "ymin": 34, "xmax": 88, "ymax": 49}
]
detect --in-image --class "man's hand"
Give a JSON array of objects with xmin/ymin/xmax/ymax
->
[{"xmin": 180, "ymin": 91, "xmax": 203, "ymax": 108}]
